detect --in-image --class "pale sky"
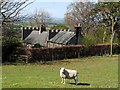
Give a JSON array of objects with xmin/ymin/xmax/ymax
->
[{"xmin": 22, "ymin": 0, "xmax": 97, "ymax": 18}]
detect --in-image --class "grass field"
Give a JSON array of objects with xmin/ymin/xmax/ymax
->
[{"xmin": 2, "ymin": 56, "xmax": 118, "ymax": 88}]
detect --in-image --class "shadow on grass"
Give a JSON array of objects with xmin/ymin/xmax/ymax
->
[{"xmin": 69, "ymin": 82, "xmax": 90, "ymax": 86}]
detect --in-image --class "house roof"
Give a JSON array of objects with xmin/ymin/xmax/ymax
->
[
  {"xmin": 24, "ymin": 31, "xmax": 48, "ymax": 46},
  {"xmin": 48, "ymin": 31, "xmax": 76, "ymax": 44},
  {"xmin": 24, "ymin": 30, "xmax": 76, "ymax": 46}
]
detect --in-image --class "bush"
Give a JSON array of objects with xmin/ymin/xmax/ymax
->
[
  {"xmin": 2, "ymin": 37, "xmax": 22, "ymax": 63},
  {"xmin": 50, "ymin": 24, "xmax": 69, "ymax": 30},
  {"xmin": 83, "ymin": 35, "xmax": 96, "ymax": 46}
]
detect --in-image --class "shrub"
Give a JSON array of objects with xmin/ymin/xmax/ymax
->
[
  {"xmin": 50, "ymin": 24, "xmax": 69, "ymax": 30},
  {"xmin": 83, "ymin": 35, "xmax": 96, "ymax": 46},
  {"xmin": 2, "ymin": 37, "xmax": 22, "ymax": 63}
]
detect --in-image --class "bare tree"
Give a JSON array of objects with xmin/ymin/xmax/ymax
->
[
  {"xmin": 1, "ymin": 0, "xmax": 35, "ymax": 62},
  {"xmin": 64, "ymin": 12, "xmax": 76, "ymax": 31},
  {"xmin": 1, "ymin": 0, "xmax": 34, "ymax": 25},
  {"xmin": 64, "ymin": 1, "xmax": 95, "ymax": 33},
  {"xmin": 1, "ymin": 0, "xmax": 34, "ymax": 37},
  {"xmin": 31, "ymin": 9, "xmax": 52, "ymax": 27}
]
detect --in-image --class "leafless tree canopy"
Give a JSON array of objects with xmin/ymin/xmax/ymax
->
[
  {"xmin": 64, "ymin": 2, "xmax": 95, "ymax": 32},
  {"xmin": 1, "ymin": 0, "xmax": 34, "ymax": 38},
  {"xmin": 1, "ymin": 0, "xmax": 34, "ymax": 25},
  {"xmin": 32, "ymin": 9, "xmax": 52, "ymax": 27}
]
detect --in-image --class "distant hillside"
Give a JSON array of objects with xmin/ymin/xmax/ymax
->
[
  {"xmin": 52, "ymin": 18, "xmax": 64, "ymax": 24},
  {"xmin": 22, "ymin": 17, "xmax": 64, "ymax": 25}
]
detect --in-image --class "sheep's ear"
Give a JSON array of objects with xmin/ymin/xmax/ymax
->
[{"xmin": 60, "ymin": 68, "xmax": 61, "ymax": 69}]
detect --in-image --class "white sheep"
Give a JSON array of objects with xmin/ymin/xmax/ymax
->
[{"xmin": 60, "ymin": 67, "xmax": 78, "ymax": 85}]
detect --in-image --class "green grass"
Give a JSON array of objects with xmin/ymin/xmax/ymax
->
[{"xmin": 2, "ymin": 56, "xmax": 118, "ymax": 88}]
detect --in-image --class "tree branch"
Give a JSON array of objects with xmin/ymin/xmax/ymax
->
[{"xmin": 1, "ymin": 0, "xmax": 35, "ymax": 24}]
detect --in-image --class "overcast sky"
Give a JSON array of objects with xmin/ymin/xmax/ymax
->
[{"xmin": 22, "ymin": 0, "xmax": 97, "ymax": 18}]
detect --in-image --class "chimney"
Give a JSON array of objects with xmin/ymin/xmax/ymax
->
[
  {"xmin": 74, "ymin": 23, "xmax": 83, "ymax": 45},
  {"xmin": 41, "ymin": 24, "xmax": 46, "ymax": 33}
]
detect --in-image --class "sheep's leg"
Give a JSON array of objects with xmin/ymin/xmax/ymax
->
[
  {"xmin": 63, "ymin": 78, "xmax": 66, "ymax": 84},
  {"xmin": 74, "ymin": 79, "xmax": 77, "ymax": 85},
  {"xmin": 76, "ymin": 79, "xmax": 78, "ymax": 85},
  {"xmin": 74, "ymin": 77, "xmax": 78, "ymax": 85},
  {"xmin": 61, "ymin": 78, "xmax": 64, "ymax": 83}
]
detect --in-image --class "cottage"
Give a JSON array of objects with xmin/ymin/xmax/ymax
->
[{"xmin": 22, "ymin": 25, "xmax": 83, "ymax": 48}]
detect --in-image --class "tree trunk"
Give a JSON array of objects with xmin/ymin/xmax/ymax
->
[
  {"xmin": 110, "ymin": 16, "xmax": 114, "ymax": 56},
  {"xmin": 103, "ymin": 30, "xmax": 106, "ymax": 43}
]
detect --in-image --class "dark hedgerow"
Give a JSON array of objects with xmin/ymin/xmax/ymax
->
[
  {"xmin": 2, "ymin": 38, "xmax": 22, "ymax": 63},
  {"xmin": 14, "ymin": 43, "xmax": 120, "ymax": 63}
]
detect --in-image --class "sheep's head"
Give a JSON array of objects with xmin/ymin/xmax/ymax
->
[
  {"xmin": 60, "ymin": 67, "xmax": 65, "ymax": 70},
  {"xmin": 60, "ymin": 67, "xmax": 65, "ymax": 73}
]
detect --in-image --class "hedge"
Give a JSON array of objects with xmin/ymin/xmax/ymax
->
[{"xmin": 15, "ymin": 43, "xmax": 120, "ymax": 63}]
